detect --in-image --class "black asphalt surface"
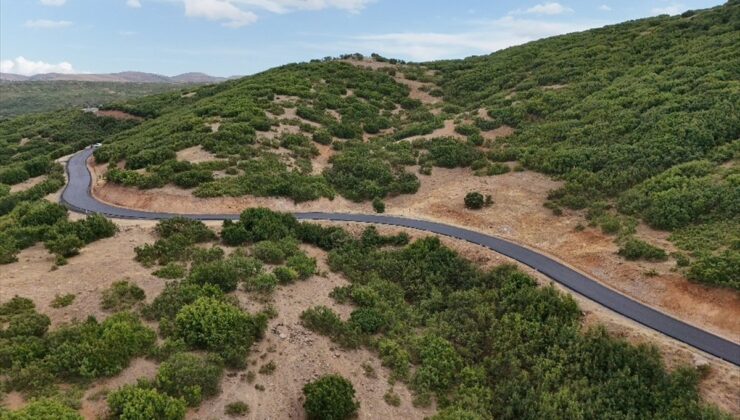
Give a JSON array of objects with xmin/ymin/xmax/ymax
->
[{"xmin": 62, "ymin": 148, "xmax": 740, "ymax": 366}]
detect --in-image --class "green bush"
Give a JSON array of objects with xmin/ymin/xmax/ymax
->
[
  {"xmin": 464, "ymin": 192, "xmax": 485, "ymax": 209},
  {"xmin": 142, "ymin": 281, "xmax": 224, "ymax": 322},
  {"xmin": 618, "ymin": 238, "xmax": 668, "ymax": 262},
  {"xmin": 50, "ymin": 293, "xmax": 76, "ymax": 308},
  {"xmin": 412, "ymin": 335, "xmax": 463, "ymax": 392},
  {"xmin": 687, "ymin": 251, "xmax": 739, "ymax": 290},
  {"xmin": 225, "ymin": 401, "xmax": 250, "ymax": 416},
  {"xmin": 244, "ymin": 273, "xmax": 278, "ymax": 294},
  {"xmin": 286, "ymin": 253, "xmax": 317, "ymax": 279},
  {"xmin": 303, "ymin": 374, "xmax": 359, "ymax": 420},
  {"xmin": 20, "ymin": 202, "xmax": 67, "ymax": 227},
  {"xmin": 372, "ymin": 197, "xmax": 385, "ymax": 213},
  {"xmin": 1, "ymin": 398, "xmax": 83, "ymax": 420},
  {"xmin": 273, "ymin": 266, "xmax": 299, "ymax": 284},
  {"xmin": 174, "ymin": 297, "xmax": 266, "ymax": 366},
  {"xmin": 44, "ymin": 234, "xmax": 84, "ymax": 258},
  {"xmin": 155, "ymin": 217, "xmax": 216, "ymax": 242},
  {"xmin": 155, "ymin": 352, "xmax": 224, "ymax": 406},
  {"xmin": 101, "ymin": 281, "xmax": 146, "ymax": 311},
  {"xmin": 188, "ymin": 259, "xmax": 240, "ymax": 292},
  {"xmin": 153, "ymin": 263, "xmax": 187, "ymax": 279},
  {"xmin": 253, "ymin": 240, "xmax": 288, "ymax": 264},
  {"xmin": 348, "ymin": 307, "xmax": 386, "ymax": 334},
  {"xmin": 107, "ymin": 385, "xmax": 186, "ymax": 420}
]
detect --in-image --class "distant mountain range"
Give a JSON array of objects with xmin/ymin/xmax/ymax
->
[{"xmin": 0, "ymin": 71, "xmax": 233, "ymax": 84}]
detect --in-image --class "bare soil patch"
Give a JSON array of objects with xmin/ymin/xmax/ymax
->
[
  {"xmin": 481, "ymin": 124, "xmax": 514, "ymax": 140},
  {"xmin": 9, "ymin": 175, "xmax": 45, "ymax": 193},
  {"xmin": 176, "ymin": 145, "xmax": 218, "ymax": 163}
]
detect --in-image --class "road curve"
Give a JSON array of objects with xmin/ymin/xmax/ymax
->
[{"xmin": 62, "ymin": 148, "xmax": 740, "ymax": 366}]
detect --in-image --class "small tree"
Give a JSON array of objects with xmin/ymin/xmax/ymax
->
[
  {"xmin": 303, "ymin": 374, "xmax": 359, "ymax": 420},
  {"xmin": 464, "ymin": 192, "xmax": 485, "ymax": 210},
  {"xmin": 107, "ymin": 385, "xmax": 186, "ymax": 420},
  {"xmin": 372, "ymin": 197, "xmax": 385, "ymax": 213}
]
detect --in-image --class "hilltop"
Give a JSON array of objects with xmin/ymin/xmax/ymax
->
[{"xmin": 0, "ymin": 71, "xmax": 229, "ymax": 84}]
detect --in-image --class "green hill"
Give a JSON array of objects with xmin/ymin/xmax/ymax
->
[{"xmin": 0, "ymin": 2, "xmax": 737, "ymax": 288}]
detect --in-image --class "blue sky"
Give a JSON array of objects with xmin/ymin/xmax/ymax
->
[{"xmin": 0, "ymin": 0, "xmax": 725, "ymax": 77}]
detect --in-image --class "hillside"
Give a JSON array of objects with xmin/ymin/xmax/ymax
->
[
  {"xmin": 0, "ymin": 81, "xmax": 189, "ymax": 119},
  {"xmin": 0, "ymin": 2, "xmax": 738, "ymax": 419}
]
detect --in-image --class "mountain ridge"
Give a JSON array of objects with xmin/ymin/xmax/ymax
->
[{"xmin": 0, "ymin": 70, "xmax": 231, "ymax": 84}]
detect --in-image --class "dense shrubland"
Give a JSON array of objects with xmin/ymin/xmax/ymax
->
[
  {"xmin": 429, "ymin": 2, "xmax": 739, "ymax": 288},
  {"xmin": 0, "ymin": 208, "xmax": 731, "ymax": 417}
]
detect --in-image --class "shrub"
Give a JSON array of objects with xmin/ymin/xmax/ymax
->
[
  {"xmin": 312, "ymin": 130, "xmax": 333, "ymax": 145},
  {"xmin": 244, "ymin": 273, "xmax": 278, "ymax": 294},
  {"xmin": 20, "ymin": 202, "xmax": 67, "ymax": 226},
  {"xmin": 225, "ymin": 401, "xmax": 250, "ymax": 416},
  {"xmin": 0, "ymin": 167, "xmax": 30, "ymax": 185},
  {"xmin": 464, "ymin": 192, "xmax": 485, "ymax": 210},
  {"xmin": 303, "ymin": 375, "xmax": 359, "ymax": 420},
  {"xmin": 618, "ymin": 238, "xmax": 668, "ymax": 261},
  {"xmin": 155, "ymin": 217, "xmax": 216, "ymax": 243},
  {"xmin": 50, "ymin": 294, "xmax": 76, "ymax": 308},
  {"xmin": 286, "ymin": 253, "xmax": 317, "ymax": 279},
  {"xmin": 107, "ymin": 385, "xmax": 186, "ymax": 420},
  {"xmin": 155, "ymin": 352, "xmax": 224, "ymax": 406},
  {"xmin": 348, "ymin": 307, "xmax": 386, "ymax": 334},
  {"xmin": 687, "ymin": 251, "xmax": 739, "ymax": 290},
  {"xmin": 153, "ymin": 263, "xmax": 187, "ymax": 279},
  {"xmin": 174, "ymin": 297, "xmax": 266, "ymax": 366},
  {"xmin": 75, "ymin": 214, "xmax": 118, "ymax": 243},
  {"xmin": 188, "ymin": 260, "xmax": 240, "ymax": 292},
  {"xmin": 45, "ymin": 234, "xmax": 84, "ymax": 258},
  {"xmin": 258, "ymin": 360, "xmax": 277, "ymax": 375},
  {"xmin": 412, "ymin": 335, "xmax": 463, "ymax": 393},
  {"xmin": 372, "ymin": 197, "xmax": 385, "ymax": 213},
  {"xmin": 2, "ymin": 311, "xmax": 51, "ymax": 338},
  {"xmin": 378, "ymin": 339, "xmax": 411, "ymax": 379},
  {"xmin": 172, "ymin": 170, "xmax": 213, "ymax": 188},
  {"xmin": 142, "ymin": 282, "xmax": 224, "ymax": 322},
  {"xmin": 101, "ymin": 281, "xmax": 146, "ymax": 311},
  {"xmin": 1, "ymin": 398, "xmax": 83, "ymax": 420},
  {"xmin": 253, "ymin": 240, "xmax": 287, "ymax": 264},
  {"xmin": 273, "ymin": 266, "xmax": 299, "ymax": 284}
]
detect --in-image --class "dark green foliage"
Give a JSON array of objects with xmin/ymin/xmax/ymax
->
[
  {"xmin": 324, "ymin": 142, "xmax": 420, "ymax": 201},
  {"xmin": 155, "ymin": 352, "xmax": 224, "ymax": 406},
  {"xmin": 464, "ymin": 192, "xmax": 485, "ymax": 209},
  {"xmin": 0, "ymin": 398, "xmax": 83, "ymax": 420},
  {"xmin": 252, "ymin": 238, "xmax": 298, "ymax": 264},
  {"xmin": 100, "ymin": 281, "xmax": 146, "ymax": 311},
  {"xmin": 618, "ymin": 238, "xmax": 669, "ymax": 261},
  {"xmin": 153, "ymin": 263, "xmax": 187, "ymax": 279},
  {"xmin": 419, "ymin": 137, "xmax": 482, "ymax": 168},
  {"xmin": 44, "ymin": 234, "xmax": 84, "ymax": 258},
  {"xmin": 244, "ymin": 273, "xmax": 278, "ymax": 294},
  {"xmin": 286, "ymin": 253, "xmax": 317, "ymax": 279},
  {"xmin": 372, "ymin": 197, "xmax": 385, "ymax": 213},
  {"xmin": 324, "ymin": 231, "xmax": 722, "ymax": 418},
  {"xmin": 687, "ymin": 251, "xmax": 739, "ymax": 290},
  {"xmin": 50, "ymin": 294, "xmax": 76, "ymax": 308},
  {"xmin": 141, "ymin": 281, "xmax": 225, "ymax": 323},
  {"xmin": 188, "ymin": 260, "xmax": 240, "ymax": 292},
  {"xmin": 225, "ymin": 401, "xmax": 250, "ymax": 416},
  {"xmin": 155, "ymin": 217, "xmax": 216, "ymax": 242},
  {"xmin": 107, "ymin": 385, "xmax": 186, "ymax": 420},
  {"xmin": 174, "ymin": 297, "xmax": 267, "ymax": 367},
  {"xmin": 273, "ymin": 266, "xmax": 299, "ymax": 284},
  {"xmin": 300, "ymin": 306, "xmax": 359, "ymax": 349},
  {"xmin": 303, "ymin": 374, "xmax": 359, "ymax": 420}
]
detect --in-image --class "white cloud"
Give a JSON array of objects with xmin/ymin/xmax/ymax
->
[
  {"xmin": 184, "ymin": 0, "xmax": 258, "ymax": 27},
  {"xmin": 316, "ymin": 16, "xmax": 593, "ymax": 62},
  {"xmin": 24, "ymin": 19, "xmax": 73, "ymax": 28},
  {"xmin": 651, "ymin": 3, "xmax": 684, "ymax": 15},
  {"xmin": 0, "ymin": 56, "xmax": 77, "ymax": 76},
  {"xmin": 523, "ymin": 2, "xmax": 572, "ymax": 15},
  {"xmin": 231, "ymin": 0, "xmax": 373, "ymax": 14},
  {"xmin": 599, "ymin": 4, "xmax": 612, "ymax": 11},
  {"xmin": 126, "ymin": 0, "xmax": 142, "ymax": 8},
  {"xmin": 40, "ymin": 0, "xmax": 66, "ymax": 6},
  {"xmin": 178, "ymin": 0, "xmax": 373, "ymax": 27}
]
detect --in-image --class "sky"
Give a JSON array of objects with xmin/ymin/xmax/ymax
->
[{"xmin": 0, "ymin": 0, "xmax": 726, "ymax": 77}]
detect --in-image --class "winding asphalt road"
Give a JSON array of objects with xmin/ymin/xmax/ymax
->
[{"xmin": 62, "ymin": 148, "xmax": 740, "ymax": 366}]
